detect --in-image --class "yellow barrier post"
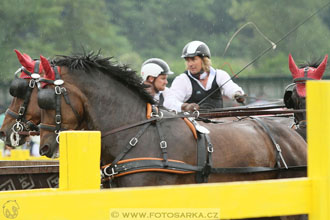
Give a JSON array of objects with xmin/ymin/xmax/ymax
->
[
  {"xmin": 59, "ymin": 131, "xmax": 101, "ymax": 190},
  {"xmin": 307, "ymin": 81, "xmax": 330, "ymax": 220}
]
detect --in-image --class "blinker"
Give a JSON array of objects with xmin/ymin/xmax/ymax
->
[
  {"xmin": 38, "ymin": 88, "xmax": 56, "ymax": 110},
  {"xmin": 283, "ymin": 90, "xmax": 294, "ymax": 109},
  {"xmin": 9, "ymin": 78, "xmax": 29, "ymax": 98}
]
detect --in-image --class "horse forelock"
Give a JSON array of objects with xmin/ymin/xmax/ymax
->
[
  {"xmin": 52, "ymin": 51, "xmax": 155, "ymax": 104},
  {"xmin": 298, "ymin": 57, "xmax": 324, "ymax": 69}
]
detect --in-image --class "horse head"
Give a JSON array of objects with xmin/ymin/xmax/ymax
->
[
  {"xmin": 38, "ymin": 55, "xmax": 88, "ymax": 158},
  {"xmin": 284, "ymin": 54, "xmax": 328, "ymax": 140},
  {"xmin": 0, "ymin": 50, "xmax": 44, "ymax": 147}
]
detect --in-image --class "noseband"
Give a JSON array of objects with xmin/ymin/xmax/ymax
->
[
  {"xmin": 6, "ymin": 63, "xmax": 41, "ymax": 146},
  {"xmin": 39, "ymin": 67, "xmax": 82, "ymax": 143}
]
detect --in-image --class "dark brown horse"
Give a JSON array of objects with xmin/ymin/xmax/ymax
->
[
  {"xmin": 37, "ymin": 52, "xmax": 306, "ymax": 186},
  {"xmin": 284, "ymin": 54, "xmax": 328, "ymax": 141},
  {"xmin": 0, "ymin": 50, "xmax": 43, "ymax": 147}
]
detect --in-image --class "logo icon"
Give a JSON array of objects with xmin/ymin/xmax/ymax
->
[{"xmin": 3, "ymin": 200, "xmax": 19, "ymax": 219}]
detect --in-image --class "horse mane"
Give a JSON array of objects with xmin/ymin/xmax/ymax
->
[
  {"xmin": 298, "ymin": 57, "xmax": 324, "ymax": 69},
  {"xmin": 52, "ymin": 51, "xmax": 155, "ymax": 104}
]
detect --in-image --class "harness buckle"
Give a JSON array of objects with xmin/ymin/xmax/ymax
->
[
  {"xmin": 275, "ymin": 144, "xmax": 282, "ymax": 152},
  {"xmin": 29, "ymin": 79, "xmax": 36, "ymax": 88},
  {"xmin": 129, "ymin": 137, "xmax": 138, "ymax": 146},
  {"xmin": 103, "ymin": 165, "xmax": 118, "ymax": 177},
  {"xmin": 55, "ymin": 115, "xmax": 61, "ymax": 124},
  {"xmin": 160, "ymin": 140, "xmax": 167, "ymax": 149},
  {"xmin": 55, "ymin": 86, "xmax": 62, "ymax": 95},
  {"xmin": 18, "ymin": 106, "xmax": 25, "ymax": 116}
]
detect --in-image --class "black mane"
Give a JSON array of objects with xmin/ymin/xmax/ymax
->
[
  {"xmin": 298, "ymin": 57, "xmax": 324, "ymax": 69},
  {"xmin": 52, "ymin": 51, "xmax": 155, "ymax": 104}
]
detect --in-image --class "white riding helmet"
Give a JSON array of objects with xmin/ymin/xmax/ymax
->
[
  {"xmin": 181, "ymin": 40, "xmax": 211, "ymax": 58},
  {"xmin": 141, "ymin": 58, "xmax": 173, "ymax": 81}
]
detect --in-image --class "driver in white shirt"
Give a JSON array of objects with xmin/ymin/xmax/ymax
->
[{"xmin": 164, "ymin": 40, "xmax": 245, "ymax": 112}]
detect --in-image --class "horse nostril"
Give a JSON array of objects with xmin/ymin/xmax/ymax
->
[
  {"xmin": 0, "ymin": 131, "xmax": 5, "ymax": 139},
  {"xmin": 40, "ymin": 145, "xmax": 50, "ymax": 156}
]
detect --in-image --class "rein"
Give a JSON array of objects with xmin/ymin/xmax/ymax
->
[
  {"xmin": 101, "ymin": 111, "xmax": 198, "ymax": 138},
  {"xmin": 199, "ymin": 109, "xmax": 305, "ymax": 118}
]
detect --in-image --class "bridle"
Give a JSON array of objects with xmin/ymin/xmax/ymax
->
[
  {"xmin": 6, "ymin": 63, "xmax": 41, "ymax": 146},
  {"xmin": 38, "ymin": 67, "xmax": 82, "ymax": 143}
]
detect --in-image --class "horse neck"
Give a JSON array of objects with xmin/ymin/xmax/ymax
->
[{"xmin": 74, "ymin": 72, "xmax": 147, "ymax": 131}]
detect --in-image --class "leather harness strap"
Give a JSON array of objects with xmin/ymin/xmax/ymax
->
[
  {"xmin": 196, "ymin": 132, "xmax": 207, "ymax": 183},
  {"xmin": 101, "ymin": 105, "xmax": 306, "ymax": 186},
  {"xmin": 252, "ymin": 117, "xmax": 288, "ymax": 169}
]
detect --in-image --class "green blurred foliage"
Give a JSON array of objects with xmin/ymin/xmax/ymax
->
[{"xmin": 1, "ymin": 0, "xmax": 330, "ymax": 82}]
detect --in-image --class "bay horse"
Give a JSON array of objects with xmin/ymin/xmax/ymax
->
[
  {"xmin": 284, "ymin": 54, "xmax": 328, "ymax": 141},
  {"xmin": 0, "ymin": 50, "xmax": 43, "ymax": 147},
  {"xmin": 38, "ymin": 52, "xmax": 306, "ymax": 181}
]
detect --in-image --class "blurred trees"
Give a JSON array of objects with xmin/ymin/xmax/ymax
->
[
  {"xmin": 0, "ymin": 0, "xmax": 131, "ymax": 81},
  {"xmin": 1, "ymin": 0, "xmax": 330, "ymax": 82}
]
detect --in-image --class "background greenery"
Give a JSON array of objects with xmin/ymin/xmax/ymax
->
[{"xmin": 1, "ymin": 0, "xmax": 330, "ymax": 83}]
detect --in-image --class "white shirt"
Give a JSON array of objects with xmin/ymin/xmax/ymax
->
[
  {"xmin": 164, "ymin": 67, "xmax": 244, "ymax": 112},
  {"xmin": 154, "ymin": 87, "xmax": 171, "ymax": 105}
]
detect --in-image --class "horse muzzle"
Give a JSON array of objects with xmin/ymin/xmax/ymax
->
[{"xmin": 40, "ymin": 139, "xmax": 59, "ymax": 158}]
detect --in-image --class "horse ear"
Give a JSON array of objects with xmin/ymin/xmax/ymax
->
[
  {"xmin": 314, "ymin": 54, "xmax": 328, "ymax": 80},
  {"xmin": 288, "ymin": 54, "xmax": 299, "ymax": 78},
  {"xmin": 23, "ymin": 53, "xmax": 33, "ymax": 62},
  {"xmin": 40, "ymin": 55, "xmax": 55, "ymax": 80},
  {"xmin": 14, "ymin": 49, "xmax": 34, "ymax": 70}
]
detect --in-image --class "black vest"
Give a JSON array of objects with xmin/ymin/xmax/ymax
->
[
  {"xmin": 158, "ymin": 93, "xmax": 164, "ymax": 107},
  {"xmin": 185, "ymin": 71, "xmax": 223, "ymax": 109}
]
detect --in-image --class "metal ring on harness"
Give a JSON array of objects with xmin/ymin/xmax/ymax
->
[
  {"xmin": 129, "ymin": 137, "xmax": 138, "ymax": 146},
  {"xmin": 55, "ymin": 130, "xmax": 60, "ymax": 143},
  {"xmin": 151, "ymin": 111, "xmax": 163, "ymax": 119},
  {"xmin": 193, "ymin": 109, "xmax": 200, "ymax": 118},
  {"xmin": 12, "ymin": 122, "xmax": 24, "ymax": 132},
  {"xmin": 103, "ymin": 165, "xmax": 118, "ymax": 177}
]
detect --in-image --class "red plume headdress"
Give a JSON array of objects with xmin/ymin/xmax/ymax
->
[{"xmin": 288, "ymin": 54, "xmax": 328, "ymax": 97}]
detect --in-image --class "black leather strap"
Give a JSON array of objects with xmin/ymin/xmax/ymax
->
[
  {"xmin": 102, "ymin": 158, "xmax": 307, "ymax": 181},
  {"xmin": 252, "ymin": 117, "xmax": 287, "ymax": 168},
  {"xmin": 62, "ymin": 89, "xmax": 81, "ymax": 126},
  {"xmin": 109, "ymin": 123, "xmax": 151, "ymax": 169},
  {"xmin": 196, "ymin": 132, "xmax": 207, "ymax": 183},
  {"xmin": 155, "ymin": 121, "xmax": 168, "ymax": 167}
]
